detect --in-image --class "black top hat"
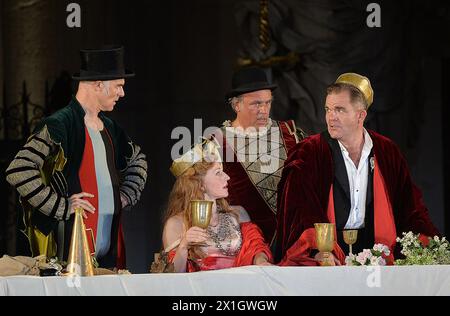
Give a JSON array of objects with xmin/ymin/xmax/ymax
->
[
  {"xmin": 72, "ymin": 46, "xmax": 135, "ymax": 81},
  {"xmin": 226, "ymin": 67, "xmax": 277, "ymax": 99}
]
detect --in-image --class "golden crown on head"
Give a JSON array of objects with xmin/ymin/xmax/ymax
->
[
  {"xmin": 335, "ymin": 73, "xmax": 374, "ymax": 107},
  {"xmin": 170, "ymin": 136, "xmax": 222, "ymax": 177}
]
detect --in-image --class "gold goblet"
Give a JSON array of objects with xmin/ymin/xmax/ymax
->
[
  {"xmin": 314, "ymin": 223, "xmax": 336, "ymax": 266},
  {"xmin": 343, "ymin": 230, "xmax": 358, "ymax": 256},
  {"xmin": 190, "ymin": 200, "xmax": 213, "ymax": 247},
  {"xmin": 191, "ymin": 200, "xmax": 213, "ymax": 229}
]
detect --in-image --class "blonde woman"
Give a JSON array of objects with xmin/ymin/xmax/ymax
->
[{"xmin": 162, "ymin": 139, "xmax": 272, "ymax": 272}]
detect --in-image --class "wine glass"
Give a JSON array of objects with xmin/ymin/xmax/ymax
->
[
  {"xmin": 343, "ymin": 230, "xmax": 358, "ymax": 256},
  {"xmin": 314, "ymin": 223, "xmax": 336, "ymax": 266}
]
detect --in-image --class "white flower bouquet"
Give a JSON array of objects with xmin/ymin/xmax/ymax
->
[
  {"xmin": 345, "ymin": 244, "xmax": 390, "ymax": 266},
  {"xmin": 395, "ymin": 232, "xmax": 450, "ymax": 265}
]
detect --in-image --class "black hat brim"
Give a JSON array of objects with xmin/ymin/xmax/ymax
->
[
  {"xmin": 226, "ymin": 84, "xmax": 277, "ymax": 99},
  {"xmin": 72, "ymin": 69, "xmax": 135, "ymax": 81}
]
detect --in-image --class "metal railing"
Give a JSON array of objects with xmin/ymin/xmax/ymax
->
[
  {"xmin": 1, "ymin": 81, "xmax": 47, "ymax": 141},
  {"xmin": 0, "ymin": 74, "xmax": 72, "ymax": 256}
]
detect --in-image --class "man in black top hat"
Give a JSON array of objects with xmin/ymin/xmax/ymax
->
[
  {"xmin": 6, "ymin": 46, "xmax": 148, "ymax": 269},
  {"xmin": 212, "ymin": 67, "xmax": 307, "ymax": 247}
]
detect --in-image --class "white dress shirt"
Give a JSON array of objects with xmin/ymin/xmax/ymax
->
[{"xmin": 338, "ymin": 129, "xmax": 373, "ymax": 229}]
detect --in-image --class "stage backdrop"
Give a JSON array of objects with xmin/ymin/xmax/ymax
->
[{"xmin": 0, "ymin": 0, "xmax": 448, "ymax": 273}]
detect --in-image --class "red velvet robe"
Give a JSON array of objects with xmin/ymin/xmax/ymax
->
[
  {"xmin": 169, "ymin": 222, "xmax": 273, "ymax": 272},
  {"xmin": 275, "ymin": 130, "xmax": 440, "ymax": 266},
  {"xmin": 216, "ymin": 121, "xmax": 300, "ymax": 245}
]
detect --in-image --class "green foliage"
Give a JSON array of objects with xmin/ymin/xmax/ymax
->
[{"xmin": 395, "ymin": 232, "xmax": 450, "ymax": 266}]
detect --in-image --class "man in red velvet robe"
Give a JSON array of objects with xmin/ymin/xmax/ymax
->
[
  {"xmin": 275, "ymin": 73, "xmax": 439, "ymax": 266},
  {"xmin": 213, "ymin": 67, "xmax": 306, "ymax": 247}
]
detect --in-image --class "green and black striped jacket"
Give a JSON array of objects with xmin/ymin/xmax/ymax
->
[{"xmin": 5, "ymin": 97, "xmax": 148, "ymax": 260}]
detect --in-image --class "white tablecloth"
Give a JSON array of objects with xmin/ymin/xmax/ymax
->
[{"xmin": 1, "ymin": 265, "xmax": 450, "ymax": 296}]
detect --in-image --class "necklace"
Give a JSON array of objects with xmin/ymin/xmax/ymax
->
[{"xmin": 207, "ymin": 212, "xmax": 242, "ymax": 257}]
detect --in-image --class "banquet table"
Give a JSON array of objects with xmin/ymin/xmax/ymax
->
[{"xmin": 1, "ymin": 265, "xmax": 449, "ymax": 296}]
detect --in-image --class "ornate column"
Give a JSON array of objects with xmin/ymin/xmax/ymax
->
[{"xmin": 1, "ymin": 0, "xmax": 58, "ymax": 256}]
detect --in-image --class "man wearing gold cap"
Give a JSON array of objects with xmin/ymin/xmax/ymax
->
[{"xmin": 274, "ymin": 73, "xmax": 439, "ymax": 266}]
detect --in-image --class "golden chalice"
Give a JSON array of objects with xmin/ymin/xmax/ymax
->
[
  {"xmin": 314, "ymin": 223, "xmax": 336, "ymax": 266},
  {"xmin": 191, "ymin": 200, "xmax": 213, "ymax": 229},
  {"xmin": 343, "ymin": 230, "xmax": 358, "ymax": 256},
  {"xmin": 190, "ymin": 200, "xmax": 213, "ymax": 247}
]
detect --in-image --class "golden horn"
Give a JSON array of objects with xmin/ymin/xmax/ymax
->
[{"xmin": 65, "ymin": 207, "xmax": 95, "ymax": 277}]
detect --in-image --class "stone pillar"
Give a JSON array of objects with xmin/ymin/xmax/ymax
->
[
  {"xmin": 2, "ymin": 0, "xmax": 58, "ymax": 140},
  {"xmin": 1, "ymin": 0, "xmax": 59, "ymax": 256}
]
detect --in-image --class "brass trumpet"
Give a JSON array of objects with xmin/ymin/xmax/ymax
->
[{"xmin": 65, "ymin": 207, "xmax": 95, "ymax": 277}]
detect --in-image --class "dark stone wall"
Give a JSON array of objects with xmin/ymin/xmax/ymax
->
[
  {"xmin": 0, "ymin": 0, "xmax": 242, "ymax": 272},
  {"xmin": 1, "ymin": 0, "xmax": 448, "ymax": 272}
]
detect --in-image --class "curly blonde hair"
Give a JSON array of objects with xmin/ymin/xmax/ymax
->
[{"xmin": 164, "ymin": 161, "xmax": 237, "ymax": 230}]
